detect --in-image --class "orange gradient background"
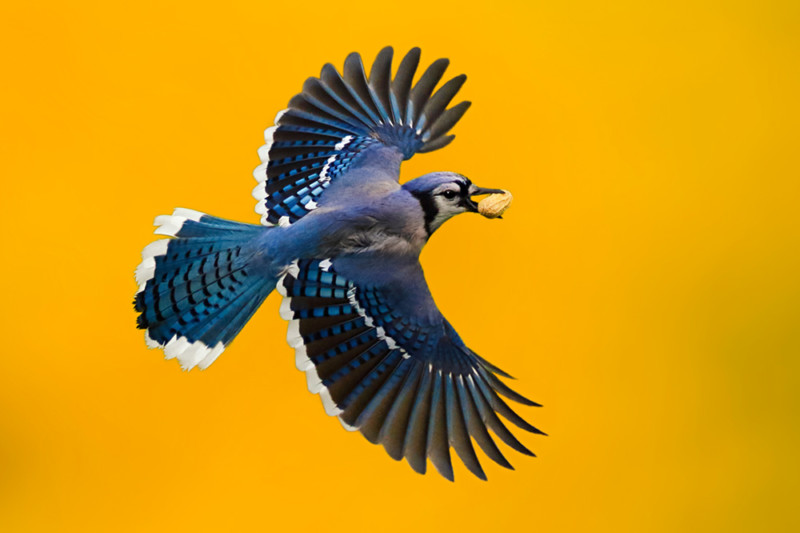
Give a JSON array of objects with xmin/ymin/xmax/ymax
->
[{"xmin": 1, "ymin": 1, "xmax": 798, "ymax": 531}]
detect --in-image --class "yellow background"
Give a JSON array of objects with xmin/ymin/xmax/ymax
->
[{"xmin": 1, "ymin": 1, "xmax": 798, "ymax": 531}]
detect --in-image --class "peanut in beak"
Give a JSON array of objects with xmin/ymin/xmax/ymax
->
[{"xmin": 477, "ymin": 190, "xmax": 513, "ymax": 218}]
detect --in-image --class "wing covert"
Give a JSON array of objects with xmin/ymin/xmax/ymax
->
[
  {"xmin": 276, "ymin": 258, "xmax": 544, "ymax": 481},
  {"xmin": 253, "ymin": 47, "xmax": 471, "ymax": 227}
]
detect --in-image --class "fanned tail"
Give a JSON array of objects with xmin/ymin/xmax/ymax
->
[{"xmin": 134, "ymin": 208, "xmax": 274, "ymax": 370}]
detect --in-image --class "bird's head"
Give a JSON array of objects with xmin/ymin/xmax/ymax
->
[{"xmin": 403, "ymin": 172, "xmax": 505, "ymax": 235}]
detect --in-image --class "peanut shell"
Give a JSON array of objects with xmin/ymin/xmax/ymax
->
[{"xmin": 477, "ymin": 190, "xmax": 513, "ymax": 218}]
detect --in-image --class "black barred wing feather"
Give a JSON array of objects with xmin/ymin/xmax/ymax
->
[
  {"xmin": 276, "ymin": 258, "xmax": 544, "ymax": 481},
  {"xmin": 253, "ymin": 47, "xmax": 471, "ymax": 227}
]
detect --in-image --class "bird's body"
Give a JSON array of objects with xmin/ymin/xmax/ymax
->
[
  {"xmin": 265, "ymin": 184, "xmax": 428, "ymax": 264},
  {"xmin": 134, "ymin": 47, "xmax": 543, "ymax": 481}
]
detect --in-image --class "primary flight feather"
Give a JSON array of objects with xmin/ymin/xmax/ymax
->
[{"xmin": 133, "ymin": 47, "xmax": 544, "ymax": 481}]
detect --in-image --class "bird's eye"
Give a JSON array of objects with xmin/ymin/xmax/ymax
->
[{"xmin": 441, "ymin": 190, "xmax": 457, "ymax": 200}]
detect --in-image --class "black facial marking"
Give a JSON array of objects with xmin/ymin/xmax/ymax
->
[
  {"xmin": 452, "ymin": 178, "xmax": 475, "ymax": 210},
  {"xmin": 411, "ymin": 176, "xmax": 473, "ymax": 235},
  {"xmin": 410, "ymin": 190, "xmax": 438, "ymax": 236}
]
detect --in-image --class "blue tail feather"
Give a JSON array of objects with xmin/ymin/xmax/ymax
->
[
  {"xmin": 192, "ymin": 277, "xmax": 271, "ymax": 346},
  {"xmin": 142, "ymin": 266, "xmax": 254, "ymax": 346},
  {"xmin": 145, "ymin": 251, "xmax": 246, "ymax": 305},
  {"xmin": 135, "ymin": 208, "xmax": 275, "ymax": 370},
  {"xmin": 161, "ymin": 211, "xmax": 263, "ymax": 238}
]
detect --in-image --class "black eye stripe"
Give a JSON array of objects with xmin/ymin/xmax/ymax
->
[{"xmin": 437, "ymin": 180, "xmax": 470, "ymax": 198}]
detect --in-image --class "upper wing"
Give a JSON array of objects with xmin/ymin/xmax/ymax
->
[
  {"xmin": 252, "ymin": 47, "xmax": 471, "ymax": 227},
  {"xmin": 276, "ymin": 257, "xmax": 544, "ymax": 481}
]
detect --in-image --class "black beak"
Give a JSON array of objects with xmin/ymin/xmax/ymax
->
[{"xmin": 466, "ymin": 185, "xmax": 505, "ymax": 212}]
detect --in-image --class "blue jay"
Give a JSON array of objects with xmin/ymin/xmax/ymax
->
[{"xmin": 134, "ymin": 47, "xmax": 544, "ymax": 481}]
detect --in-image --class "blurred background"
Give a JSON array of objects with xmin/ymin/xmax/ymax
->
[{"xmin": 1, "ymin": 1, "xmax": 798, "ymax": 531}]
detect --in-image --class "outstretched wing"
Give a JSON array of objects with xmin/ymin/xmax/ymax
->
[
  {"xmin": 253, "ymin": 47, "xmax": 471, "ymax": 227},
  {"xmin": 276, "ymin": 257, "xmax": 544, "ymax": 481}
]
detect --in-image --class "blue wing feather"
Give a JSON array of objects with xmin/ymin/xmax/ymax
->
[
  {"xmin": 253, "ymin": 47, "xmax": 471, "ymax": 227},
  {"xmin": 367, "ymin": 46, "xmax": 394, "ymax": 124},
  {"xmin": 276, "ymin": 257, "xmax": 541, "ymax": 481},
  {"xmin": 354, "ymin": 359, "xmax": 411, "ymax": 430},
  {"xmin": 342, "ymin": 53, "xmax": 384, "ymax": 125}
]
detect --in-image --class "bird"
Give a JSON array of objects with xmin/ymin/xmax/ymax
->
[{"xmin": 133, "ymin": 47, "xmax": 544, "ymax": 481}]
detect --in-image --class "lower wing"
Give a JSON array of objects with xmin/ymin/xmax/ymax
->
[{"xmin": 276, "ymin": 256, "xmax": 544, "ymax": 481}]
